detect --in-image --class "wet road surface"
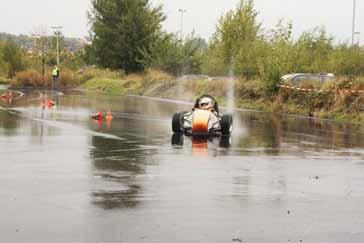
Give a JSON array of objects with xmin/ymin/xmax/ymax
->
[{"xmin": 1, "ymin": 90, "xmax": 364, "ymax": 243}]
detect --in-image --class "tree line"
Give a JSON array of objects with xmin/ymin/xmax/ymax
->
[{"xmin": 86, "ymin": 0, "xmax": 364, "ymax": 89}]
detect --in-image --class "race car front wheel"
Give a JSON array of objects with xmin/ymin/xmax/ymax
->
[
  {"xmin": 221, "ymin": 114, "xmax": 233, "ymax": 136},
  {"xmin": 171, "ymin": 133, "xmax": 184, "ymax": 146},
  {"xmin": 172, "ymin": 112, "xmax": 185, "ymax": 133}
]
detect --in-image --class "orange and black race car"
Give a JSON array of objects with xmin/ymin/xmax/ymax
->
[{"xmin": 172, "ymin": 95, "xmax": 233, "ymax": 137}]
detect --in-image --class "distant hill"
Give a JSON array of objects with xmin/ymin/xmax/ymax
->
[{"xmin": 0, "ymin": 32, "xmax": 87, "ymax": 52}]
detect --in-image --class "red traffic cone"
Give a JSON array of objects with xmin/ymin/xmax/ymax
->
[
  {"xmin": 91, "ymin": 112, "xmax": 103, "ymax": 120},
  {"xmin": 106, "ymin": 111, "xmax": 113, "ymax": 120}
]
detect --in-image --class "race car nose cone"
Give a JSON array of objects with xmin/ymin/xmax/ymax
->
[{"xmin": 192, "ymin": 109, "xmax": 210, "ymax": 133}]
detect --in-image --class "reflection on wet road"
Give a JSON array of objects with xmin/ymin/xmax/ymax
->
[{"xmin": 1, "ymin": 90, "xmax": 364, "ymax": 243}]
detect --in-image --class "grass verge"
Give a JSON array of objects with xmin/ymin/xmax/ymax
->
[
  {"xmin": 0, "ymin": 78, "xmax": 11, "ymax": 85},
  {"xmin": 80, "ymin": 78, "xmax": 143, "ymax": 95}
]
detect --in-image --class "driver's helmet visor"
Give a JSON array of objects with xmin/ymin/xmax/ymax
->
[{"xmin": 198, "ymin": 97, "xmax": 214, "ymax": 110}]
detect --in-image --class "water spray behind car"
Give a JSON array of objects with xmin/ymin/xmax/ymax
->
[
  {"xmin": 227, "ymin": 58, "xmax": 236, "ymax": 113},
  {"xmin": 176, "ymin": 64, "xmax": 191, "ymax": 105},
  {"xmin": 226, "ymin": 58, "xmax": 246, "ymax": 138}
]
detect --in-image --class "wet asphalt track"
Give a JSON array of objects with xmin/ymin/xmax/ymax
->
[{"xmin": 1, "ymin": 90, "xmax": 364, "ymax": 243}]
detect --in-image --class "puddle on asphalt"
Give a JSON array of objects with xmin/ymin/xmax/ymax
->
[{"xmin": 1, "ymin": 90, "xmax": 364, "ymax": 242}]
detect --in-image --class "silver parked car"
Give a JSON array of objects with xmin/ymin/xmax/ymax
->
[{"xmin": 281, "ymin": 73, "xmax": 335, "ymax": 85}]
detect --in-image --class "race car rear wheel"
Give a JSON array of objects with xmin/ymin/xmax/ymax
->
[
  {"xmin": 171, "ymin": 133, "xmax": 184, "ymax": 146},
  {"xmin": 221, "ymin": 114, "xmax": 233, "ymax": 136},
  {"xmin": 220, "ymin": 135, "xmax": 232, "ymax": 148},
  {"xmin": 172, "ymin": 112, "xmax": 186, "ymax": 133}
]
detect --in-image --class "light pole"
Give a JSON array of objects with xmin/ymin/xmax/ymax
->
[
  {"xmin": 354, "ymin": 31, "xmax": 360, "ymax": 45},
  {"xmin": 51, "ymin": 26, "xmax": 62, "ymax": 91},
  {"xmin": 178, "ymin": 9, "xmax": 187, "ymax": 41},
  {"xmin": 51, "ymin": 26, "xmax": 63, "ymax": 66},
  {"xmin": 352, "ymin": 0, "xmax": 356, "ymax": 46}
]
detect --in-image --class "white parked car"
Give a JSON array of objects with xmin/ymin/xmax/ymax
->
[{"xmin": 281, "ymin": 73, "xmax": 335, "ymax": 85}]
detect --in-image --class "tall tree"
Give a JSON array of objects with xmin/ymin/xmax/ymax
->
[
  {"xmin": 2, "ymin": 40, "xmax": 25, "ymax": 79},
  {"xmin": 203, "ymin": 0, "xmax": 262, "ymax": 77},
  {"xmin": 31, "ymin": 26, "xmax": 49, "ymax": 79},
  {"xmin": 150, "ymin": 33, "xmax": 207, "ymax": 75},
  {"xmin": 0, "ymin": 41, "xmax": 6, "ymax": 76},
  {"xmin": 88, "ymin": 0, "xmax": 165, "ymax": 73}
]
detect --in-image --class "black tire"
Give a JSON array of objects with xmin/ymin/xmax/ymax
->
[
  {"xmin": 171, "ymin": 133, "xmax": 184, "ymax": 146},
  {"xmin": 219, "ymin": 136, "xmax": 232, "ymax": 148},
  {"xmin": 221, "ymin": 114, "xmax": 233, "ymax": 136},
  {"xmin": 172, "ymin": 112, "xmax": 186, "ymax": 133}
]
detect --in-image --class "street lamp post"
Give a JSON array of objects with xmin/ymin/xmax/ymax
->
[
  {"xmin": 51, "ymin": 26, "xmax": 63, "ymax": 91},
  {"xmin": 51, "ymin": 26, "xmax": 63, "ymax": 66},
  {"xmin": 352, "ymin": 0, "xmax": 356, "ymax": 46},
  {"xmin": 354, "ymin": 31, "xmax": 361, "ymax": 45},
  {"xmin": 178, "ymin": 9, "xmax": 187, "ymax": 41}
]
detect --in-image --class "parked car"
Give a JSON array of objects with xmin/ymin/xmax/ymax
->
[{"xmin": 281, "ymin": 73, "xmax": 335, "ymax": 85}]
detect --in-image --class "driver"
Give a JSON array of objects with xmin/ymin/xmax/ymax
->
[
  {"xmin": 193, "ymin": 95, "xmax": 219, "ymax": 115},
  {"xmin": 198, "ymin": 97, "xmax": 214, "ymax": 110}
]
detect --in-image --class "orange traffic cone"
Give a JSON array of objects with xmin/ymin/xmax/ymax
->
[
  {"xmin": 47, "ymin": 99, "xmax": 55, "ymax": 108},
  {"xmin": 106, "ymin": 111, "xmax": 113, "ymax": 120},
  {"xmin": 91, "ymin": 112, "xmax": 103, "ymax": 120}
]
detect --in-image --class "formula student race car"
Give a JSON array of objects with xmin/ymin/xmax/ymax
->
[{"xmin": 172, "ymin": 95, "xmax": 233, "ymax": 136}]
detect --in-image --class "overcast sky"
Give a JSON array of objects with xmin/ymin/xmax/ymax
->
[{"xmin": 0, "ymin": 0, "xmax": 362, "ymax": 43}]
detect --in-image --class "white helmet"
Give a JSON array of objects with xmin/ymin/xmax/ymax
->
[{"xmin": 198, "ymin": 97, "xmax": 214, "ymax": 110}]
